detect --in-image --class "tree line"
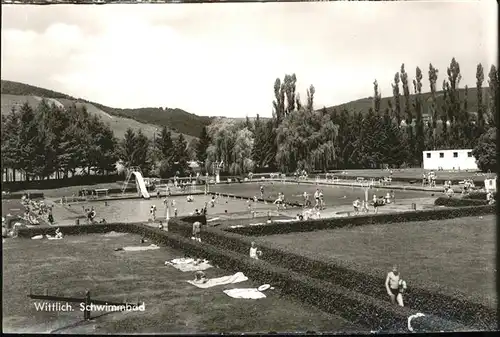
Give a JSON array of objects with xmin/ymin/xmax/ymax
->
[
  {"xmin": 0, "ymin": 101, "xmax": 192, "ymax": 181},
  {"xmin": 1, "ymin": 57, "xmax": 497, "ymax": 182},
  {"xmin": 196, "ymin": 58, "xmax": 498, "ymax": 174}
]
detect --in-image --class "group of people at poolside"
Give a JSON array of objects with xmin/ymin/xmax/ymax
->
[
  {"xmin": 422, "ymin": 171, "xmax": 437, "ymax": 187},
  {"xmin": 352, "ymin": 191, "xmax": 395, "ymax": 215},
  {"xmin": 21, "ymin": 194, "xmax": 55, "ymax": 225}
]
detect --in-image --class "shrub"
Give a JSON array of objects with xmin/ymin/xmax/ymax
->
[
  {"xmin": 1, "ymin": 192, "xmax": 44, "ymax": 200},
  {"xmin": 225, "ymin": 205, "xmax": 496, "ymax": 236},
  {"xmin": 434, "ymin": 197, "xmax": 488, "ymax": 207},
  {"xmin": 2, "ymin": 174, "xmax": 122, "ymax": 192},
  {"xmin": 472, "ymin": 127, "xmax": 497, "ymax": 173},
  {"xmin": 463, "ymin": 191, "xmax": 497, "ymax": 200}
]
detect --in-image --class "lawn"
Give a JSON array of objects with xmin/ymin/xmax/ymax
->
[
  {"xmin": 210, "ymin": 182, "xmax": 434, "ymax": 207},
  {"xmin": 2, "ymin": 233, "xmax": 362, "ymax": 334},
  {"xmin": 258, "ymin": 215, "xmax": 496, "ymax": 307}
]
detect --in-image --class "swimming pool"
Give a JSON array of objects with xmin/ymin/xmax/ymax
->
[
  {"xmin": 53, "ymin": 182, "xmax": 436, "ymax": 225},
  {"xmin": 209, "ymin": 182, "xmax": 435, "ymax": 207},
  {"xmin": 58, "ymin": 194, "xmax": 277, "ymax": 224}
]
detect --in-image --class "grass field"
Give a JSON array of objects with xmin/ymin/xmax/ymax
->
[
  {"xmin": 259, "ymin": 215, "xmax": 496, "ymax": 307},
  {"xmin": 2, "ymin": 233, "xmax": 362, "ymax": 334},
  {"xmin": 210, "ymin": 182, "xmax": 434, "ymax": 206}
]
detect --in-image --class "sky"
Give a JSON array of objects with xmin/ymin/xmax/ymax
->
[{"xmin": 1, "ymin": 1, "xmax": 497, "ymax": 118}]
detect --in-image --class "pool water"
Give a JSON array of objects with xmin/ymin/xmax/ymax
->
[
  {"xmin": 209, "ymin": 182, "xmax": 434, "ymax": 207},
  {"xmin": 62, "ymin": 194, "xmax": 278, "ymax": 224},
  {"xmin": 56, "ymin": 182, "xmax": 435, "ymax": 224}
]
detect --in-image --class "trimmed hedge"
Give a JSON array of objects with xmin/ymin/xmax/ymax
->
[
  {"xmin": 434, "ymin": 197, "xmax": 488, "ymax": 207},
  {"xmin": 463, "ymin": 191, "xmax": 497, "ymax": 200},
  {"xmin": 2, "ymin": 174, "xmax": 123, "ymax": 192},
  {"xmin": 225, "ymin": 205, "xmax": 496, "ymax": 236},
  {"xmin": 1, "ymin": 192, "xmax": 44, "ymax": 200},
  {"xmin": 16, "ymin": 222, "xmax": 135, "ymax": 238},
  {"xmin": 165, "ymin": 217, "xmax": 496, "ymax": 330},
  {"xmin": 16, "ymin": 222, "xmax": 467, "ymax": 332},
  {"xmin": 179, "ymin": 215, "xmax": 207, "ymax": 226}
]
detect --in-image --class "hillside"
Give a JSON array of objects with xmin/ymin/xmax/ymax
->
[
  {"xmin": 323, "ymin": 87, "xmax": 490, "ymax": 119},
  {"xmin": 1, "ymin": 80, "xmax": 211, "ymax": 139}
]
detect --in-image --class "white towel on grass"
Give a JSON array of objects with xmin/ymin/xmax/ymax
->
[
  {"xmin": 31, "ymin": 235, "xmax": 43, "ymax": 240},
  {"xmin": 274, "ymin": 219, "xmax": 296, "ymax": 223},
  {"xmin": 122, "ymin": 244, "xmax": 160, "ymax": 252},
  {"xmin": 187, "ymin": 272, "xmax": 248, "ymax": 288},
  {"xmin": 171, "ymin": 257, "xmax": 195, "ymax": 264},
  {"xmin": 223, "ymin": 288, "xmax": 266, "ymax": 299},
  {"xmin": 103, "ymin": 231, "xmax": 127, "ymax": 237},
  {"xmin": 165, "ymin": 258, "xmax": 212, "ymax": 272}
]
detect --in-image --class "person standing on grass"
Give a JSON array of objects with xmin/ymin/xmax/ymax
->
[
  {"xmin": 249, "ymin": 242, "xmax": 263, "ymax": 260},
  {"xmin": 390, "ymin": 190, "xmax": 395, "ymax": 204},
  {"xmin": 260, "ymin": 185, "xmax": 265, "ymax": 198},
  {"xmin": 385, "ymin": 265, "xmax": 405, "ymax": 307}
]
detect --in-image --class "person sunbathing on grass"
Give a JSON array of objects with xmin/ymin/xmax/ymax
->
[
  {"xmin": 385, "ymin": 265, "xmax": 405, "ymax": 307},
  {"xmin": 249, "ymin": 242, "xmax": 263, "ymax": 260}
]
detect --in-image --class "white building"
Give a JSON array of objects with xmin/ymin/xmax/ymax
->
[{"xmin": 422, "ymin": 149, "xmax": 478, "ymax": 171}]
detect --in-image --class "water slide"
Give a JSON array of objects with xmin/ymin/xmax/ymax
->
[{"xmin": 131, "ymin": 171, "xmax": 150, "ymax": 199}]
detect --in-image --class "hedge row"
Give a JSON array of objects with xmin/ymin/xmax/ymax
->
[
  {"xmin": 16, "ymin": 222, "xmax": 135, "ymax": 238},
  {"xmin": 463, "ymin": 191, "xmax": 497, "ymax": 200},
  {"xmin": 434, "ymin": 197, "xmax": 488, "ymax": 207},
  {"xmin": 208, "ymin": 192, "xmax": 302, "ymax": 208},
  {"xmin": 1, "ymin": 192, "xmax": 45, "ymax": 200},
  {"xmin": 225, "ymin": 205, "xmax": 496, "ymax": 236},
  {"xmin": 2, "ymin": 174, "xmax": 123, "ymax": 192},
  {"xmin": 17, "ymin": 222, "xmax": 466, "ymax": 332},
  {"xmin": 172, "ymin": 217, "xmax": 496, "ymax": 330}
]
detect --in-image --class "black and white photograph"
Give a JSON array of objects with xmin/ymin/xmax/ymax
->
[{"xmin": 1, "ymin": 0, "xmax": 498, "ymax": 334}]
